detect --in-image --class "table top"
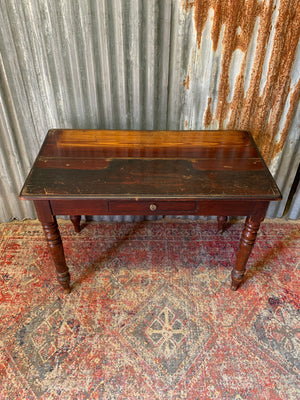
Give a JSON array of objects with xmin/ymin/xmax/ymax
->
[{"xmin": 20, "ymin": 129, "xmax": 281, "ymax": 201}]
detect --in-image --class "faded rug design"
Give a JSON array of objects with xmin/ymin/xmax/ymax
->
[{"xmin": 0, "ymin": 219, "xmax": 299, "ymax": 399}]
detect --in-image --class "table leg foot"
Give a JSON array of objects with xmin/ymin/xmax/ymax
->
[
  {"xmin": 231, "ymin": 215, "xmax": 262, "ymax": 290},
  {"xmin": 217, "ymin": 216, "xmax": 228, "ymax": 233},
  {"xmin": 57, "ymin": 271, "xmax": 71, "ymax": 293},
  {"xmin": 42, "ymin": 219, "xmax": 71, "ymax": 292},
  {"xmin": 70, "ymin": 215, "xmax": 81, "ymax": 233},
  {"xmin": 230, "ymin": 271, "xmax": 244, "ymax": 291}
]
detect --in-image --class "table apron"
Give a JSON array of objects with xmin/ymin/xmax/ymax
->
[{"xmin": 49, "ymin": 199, "xmax": 267, "ymax": 216}]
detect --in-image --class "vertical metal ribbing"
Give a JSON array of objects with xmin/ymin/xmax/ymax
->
[{"xmin": 0, "ymin": 0, "xmax": 299, "ymax": 221}]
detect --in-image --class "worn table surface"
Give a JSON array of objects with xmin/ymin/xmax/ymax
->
[{"xmin": 20, "ymin": 129, "xmax": 281, "ymax": 201}]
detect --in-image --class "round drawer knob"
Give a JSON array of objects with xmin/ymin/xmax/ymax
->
[{"xmin": 150, "ymin": 204, "xmax": 157, "ymax": 211}]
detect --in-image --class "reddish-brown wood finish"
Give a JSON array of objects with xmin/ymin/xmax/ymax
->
[
  {"xmin": 217, "ymin": 216, "xmax": 228, "ymax": 233},
  {"xmin": 108, "ymin": 200, "xmax": 197, "ymax": 214},
  {"xmin": 231, "ymin": 202, "xmax": 269, "ymax": 290},
  {"xmin": 34, "ymin": 201, "xmax": 70, "ymax": 292},
  {"xmin": 70, "ymin": 215, "xmax": 81, "ymax": 233},
  {"xmin": 20, "ymin": 130, "xmax": 281, "ymax": 201},
  {"xmin": 21, "ymin": 130, "xmax": 282, "ymax": 291}
]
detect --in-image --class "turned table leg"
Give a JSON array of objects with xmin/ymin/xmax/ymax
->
[
  {"xmin": 42, "ymin": 219, "xmax": 71, "ymax": 292},
  {"xmin": 70, "ymin": 215, "xmax": 81, "ymax": 233},
  {"xmin": 34, "ymin": 201, "xmax": 71, "ymax": 292},
  {"xmin": 217, "ymin": 216, "xmax": 228, "ymax": 233},
  {"xmin": 231, "ymin": 215, "xmax": 264, "ymax": 291}
]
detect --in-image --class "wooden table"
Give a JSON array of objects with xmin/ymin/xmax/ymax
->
[{"xmin": 20, "ymin": 129, "xmax": 281, "ymax": 292}]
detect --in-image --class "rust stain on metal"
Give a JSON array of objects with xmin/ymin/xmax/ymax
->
[
  {"xmin": 272, "ymin": 79, "xmax": 300, "ymax": 158},
  {"xmin": 184, "ymin": 0, "xmax": 262, "ymax": 52},
  {"xmin": 183, "ymin": 0, "xmax": 300, "ymax": 164},
  {"xmin": 204, "ymin": 97, "xmax": 213, "ymax": 127},
  {"xmin": 183, "ymin": 74, "xmax": 190, "ymax": 89},
  {"xmin": 255, "ymin": 0, "xmax": 300, "ymax": 163}
]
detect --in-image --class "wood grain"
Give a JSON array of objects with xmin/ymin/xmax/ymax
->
[{"xmin": 20, "ymin": 129, "xmax": 281, "ymax": 201}]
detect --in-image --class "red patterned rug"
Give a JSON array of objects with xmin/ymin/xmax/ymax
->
[{"xmin": 0, "ymin": 219, "xmax": 299, "ymax": 399}]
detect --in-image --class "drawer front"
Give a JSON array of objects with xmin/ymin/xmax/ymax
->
[
  {"xmin": 51, "ymin": 199, "xmax": 108, "ymax": 215},
  {"xmin": 109, "ymin": 200, "xmax": 197, "ymax": 214}
]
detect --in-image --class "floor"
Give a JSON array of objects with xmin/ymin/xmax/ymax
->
[{"xmin": 0, "ymin": 219, "xmax": 299, "ymax": 399}]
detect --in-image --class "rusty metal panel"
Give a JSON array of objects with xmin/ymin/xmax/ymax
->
[
  {"xmin": 267, "ymin": 101, "xmax": 300, "ymax": 218},
  {"xmin": 0, "ymin": 0, "xmax": 299, "ymax": 222},
  {"xmin": 180, "ymin": 0, "xmax": 300, "ymax": 164},
  {"xmin": 178, "ymin": 0, "xmax": 300, "ymax": 219}
]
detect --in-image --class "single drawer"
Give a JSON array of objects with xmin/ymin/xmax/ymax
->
[{"xmin": 109, "ymin": 200, "xmax": 197, "ymax": 214}]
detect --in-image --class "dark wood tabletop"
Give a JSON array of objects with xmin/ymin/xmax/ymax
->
[{"xmin": 20, "ymin": 129, "xmax": 281, "ymax": 201}]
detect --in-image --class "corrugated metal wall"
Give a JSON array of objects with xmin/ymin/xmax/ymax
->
[{"xmin": 0, "ymin": 0, "xmax": 299, "ymax": 222}]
